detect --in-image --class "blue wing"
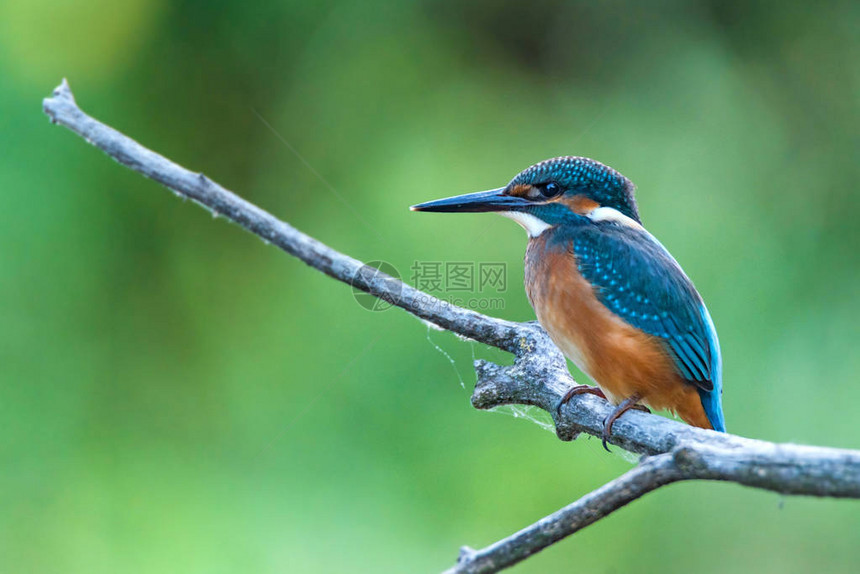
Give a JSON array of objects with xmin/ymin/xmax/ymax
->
[{"xmin": 560, "ymin": 222, "xmax": 725, "ymax": 431}]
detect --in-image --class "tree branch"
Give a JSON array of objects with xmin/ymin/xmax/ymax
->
[
  {"xmin": 43, "ymin": 79, "xmax": 860, "ymax": 573},
  {"xmin": 445, "ymin": 453, "xmax": 684, "ymax": 574}
]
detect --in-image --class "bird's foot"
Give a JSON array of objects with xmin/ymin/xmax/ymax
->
[
  {"xmin": 555, "ymin": 384, "xmax": 607, "ymax": 417},
  {"xmin": 601, "ymin": 394, "xmax": 647, "ymax": 452}
]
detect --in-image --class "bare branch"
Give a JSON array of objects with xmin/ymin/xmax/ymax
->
[
  {"xmin": 471, "ymin": 359, "xmax": 860, "ymax": 497},
  {"xmin": 43, "ymin": 80, "xmax": 860, "ymax": 574},
  {"xmin": 445, "ymin": 453, "xmax": 684, "ymax": 574}
]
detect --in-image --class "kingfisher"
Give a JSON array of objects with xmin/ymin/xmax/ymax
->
[{"xmin": 411, "ymin": 156, "xmax": 725, "ymax": 447}]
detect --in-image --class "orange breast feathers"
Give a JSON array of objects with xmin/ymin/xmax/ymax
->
[{"xmin": 524, "ymin": 235, "xmax": 711, "ymax": 429}]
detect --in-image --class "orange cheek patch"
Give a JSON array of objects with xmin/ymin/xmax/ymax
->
[
  {"xmin": 558, "ymin": 194, "xmax": 600, "ymax": 215},
  {"xmin": 507, "ymin": 184, "xmax": 534, "ymax": 198}
]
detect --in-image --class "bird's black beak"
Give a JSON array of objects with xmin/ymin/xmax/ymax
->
[{"xmin": 410, "ymin": 188, "xmax": 530, "ymax": 213}]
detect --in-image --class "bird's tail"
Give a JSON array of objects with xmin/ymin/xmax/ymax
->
[
  {"xmin": 698, "ymin": 387, "xmax": 726, "ymax": 432},
  {"xmin": 700, "ymin": 305, "xmax": 726, "ymax": 432}
]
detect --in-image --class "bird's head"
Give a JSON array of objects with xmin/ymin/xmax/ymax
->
[{"xmin": 411, "ymin": 156, "xmax": 640, "ymax": 237}]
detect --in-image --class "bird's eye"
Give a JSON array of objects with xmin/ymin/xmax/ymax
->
[{"xmin": 539, "ymin": 182, "xmax": 561, "ymax": 198}]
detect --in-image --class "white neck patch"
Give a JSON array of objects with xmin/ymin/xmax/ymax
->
[
  {"xmin": 586, "ymin": 206, "xmax": 644, "ymax": 231},
  {"xmin": 587, "ymin": 206, "xmax": 678, "ymax": 257},
  {"xmin": 499, "ymin": 206, "xmax": 645, "ymax": 239},
  {"xmin": 500, "ymin": 211, "xmax": 552, "ymax": 237}
]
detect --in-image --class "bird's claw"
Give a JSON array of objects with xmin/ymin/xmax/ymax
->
[
  {"xmin": 600, "ymin": 416, "xmax": 613, "ymax": 452},
  {"xmin": 557, "ymin": 388, "xmax": 648, "ymax": 452},
  {"xmin": 600, "ymin": 394, "xmax": 646, "ymax": 452},
  {"xmin": 554, "ymin": 385, "xmax": 607, "ymax": 417}
]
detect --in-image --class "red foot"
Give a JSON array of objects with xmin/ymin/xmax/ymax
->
[
  {"xmin": 601, "ymin": 395, "xmax": 650, "ymax": 452},
  {"xmin": 555, "ymin": 385, "xmax": 607, "ymax": 417}
]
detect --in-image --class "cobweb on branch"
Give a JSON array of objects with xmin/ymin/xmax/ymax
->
[
  {"xmin": 423, "ymin": 323, "xmax": 556, "ymax": 433},
  {"xmin": 425, "ymin": 323, "xmax": 469, "ymax": 389},
  {"xmin": 488, "ymin": 405, "xmax": 555, "ymax": 433}
]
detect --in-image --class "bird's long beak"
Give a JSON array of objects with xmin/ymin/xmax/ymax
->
[{"xmin": 410, "ymin": 188, "xmax": 530, "ymax": 213}]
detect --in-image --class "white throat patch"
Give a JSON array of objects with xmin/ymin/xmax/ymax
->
[{"xmin": 500, "ymin": 211, "xmax": 552, "ymax": 237}]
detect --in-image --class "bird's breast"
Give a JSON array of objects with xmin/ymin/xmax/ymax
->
[{"xmin": 524, "ymin": 234, "xmax": 606, "ymax": 383}]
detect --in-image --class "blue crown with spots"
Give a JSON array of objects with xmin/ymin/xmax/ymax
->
[{"xmin": 510, "ymin": 156, "xmax": 640, "ymax": 222}]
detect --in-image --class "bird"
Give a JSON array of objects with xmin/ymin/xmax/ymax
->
[{"xmin": 411, "ymin": 156, "xmax": 724, "ymax": 448}]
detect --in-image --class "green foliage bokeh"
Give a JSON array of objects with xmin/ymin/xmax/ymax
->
[{"xmin": 1, "ymin": 1, "xmax": 858, "ymax": 572}]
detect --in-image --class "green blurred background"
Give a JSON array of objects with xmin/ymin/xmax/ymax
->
[{"xmin": 2, "ymin": 0, "xmax": 859, "ymax": 572}]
